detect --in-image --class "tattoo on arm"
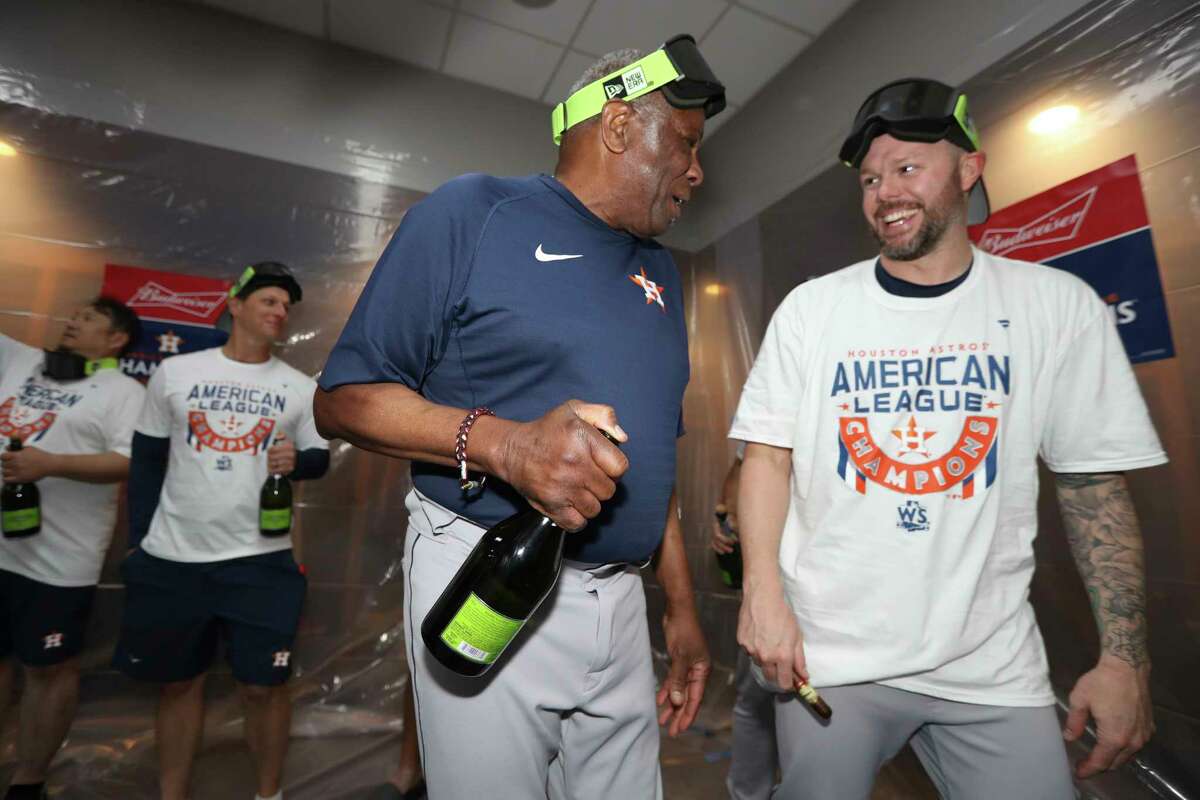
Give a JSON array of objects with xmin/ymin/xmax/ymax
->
[{"xmin": 1055, "ymin": 472, "xmax": 1149, "ymax": 668}]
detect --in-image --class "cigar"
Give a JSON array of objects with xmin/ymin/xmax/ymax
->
[{"xmin": 795, "ymin": 678, "xmax": 832, "ymax": 719}]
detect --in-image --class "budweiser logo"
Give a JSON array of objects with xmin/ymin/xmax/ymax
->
[
  {"xmin": 127, "ymin": 282, "xmax": 227, "ymax": 319},
  {"xmin": 978, "ymin": 187, "xmax": 1097, "ymax": 256}
]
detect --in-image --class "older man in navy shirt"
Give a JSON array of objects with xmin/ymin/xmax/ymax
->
[{"xmin": 316, "ymin": 39, "xmax": 724, "ymax": 800}]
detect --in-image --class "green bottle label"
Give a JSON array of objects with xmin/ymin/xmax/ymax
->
[
  {"xmin": 2, "ymin": 507, "xmax": 40, "ymax": 533},
  {"xmin": 260, "ymin": 507, "xmax": 292, "ymax": 531},
  {"xmin": 439, "ymin": 592, "xmax": 524, "ymax": 664}
]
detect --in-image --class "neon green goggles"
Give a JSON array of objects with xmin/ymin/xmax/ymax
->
[{"xmin": 551, "ymin": 34, "xmax": 725, "ymax": 146}]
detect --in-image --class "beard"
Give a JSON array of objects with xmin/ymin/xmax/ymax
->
[{"xmin": 870, "ymin": 178, "xmax": 967, "ymax": 261}]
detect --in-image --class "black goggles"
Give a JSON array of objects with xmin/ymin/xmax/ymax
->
[
  {"xmin": 838, "ymin": 79, "xmax": 981, "ymax": 168},
  {"xmin": 659, "ymin": 34, "xmax": 727, "ymax": 118},
  {"xmin": 229, "ymin": 261, "xmax": 302, "ymax": 304}
]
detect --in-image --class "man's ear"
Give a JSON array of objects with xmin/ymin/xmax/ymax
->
[
  {"xmin": 960, "ymin": 150, "xmax": 986, "ymax": 193},
  {"xmin": 599, "ymin": 99, "xmax": 632, "ymax": 155}
]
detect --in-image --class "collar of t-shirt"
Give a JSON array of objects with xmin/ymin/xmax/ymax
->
[
  {"xmin": 538, "ymin": 174, "xmax": 649, "ymax": 244},
  {"xmin": 875, "ymin": 258, "xmax": 973, "ymax": 298}
]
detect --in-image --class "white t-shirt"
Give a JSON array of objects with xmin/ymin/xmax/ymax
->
[
  {"xmin": 137, "ymin": 347, "xmax": 327, "ymax": 563},
  {"xmin": 730, "ymin": 248, "xmax": 1167, "ymax": 706},
  {"xmin": 0, "ymin": 334, "xmax": 144, "ymax": 586}
]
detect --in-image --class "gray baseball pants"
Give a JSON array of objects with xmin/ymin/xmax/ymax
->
[
  {"xmin": 767, "ymin": 680, "xmax": 1074, "ymax": 800},
  {"xmin": 402, "ymin": 489, "xmax": 664, "ymax": 800}
]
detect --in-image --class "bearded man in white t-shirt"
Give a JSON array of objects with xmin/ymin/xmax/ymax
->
[
  {"xmin": 113, "ymin": 262, "xmax": 329, "ymax": 800},
  {"xmin": 0, "ymin": 297, "xmax": 145, "ymax": 800},
  {"xmin": 730, "ymin": 79, "xmax": 1166, "ymax": 800}
]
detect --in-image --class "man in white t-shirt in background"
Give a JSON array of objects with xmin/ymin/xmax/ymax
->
[
  {"xmin": 0, "ymin": 297, "xmax": 145, "ymax": 800},
  {"xmin": 731, "ymin": 79, "xmax": 1166, "ymax": 799},
  {"xmin": 113, "ymin": 262, "xmax": 329, "ymax": 800}
]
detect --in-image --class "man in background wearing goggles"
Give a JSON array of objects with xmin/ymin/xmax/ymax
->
[
  {"xmin": 316, "ymin": 36, "xmax": 723, "ymax": 800},
  {"xmin": 732, "ymin": 78, "xmax": 1163, "ymax": 799}
]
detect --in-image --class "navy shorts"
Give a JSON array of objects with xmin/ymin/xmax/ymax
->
[
  {"xmin": 113, "ymin": 548, "xmax": 307, "ymax": 686},
  {"xmin": 0, "ymin": 568, "xmax": 95, "ymax": 667}
]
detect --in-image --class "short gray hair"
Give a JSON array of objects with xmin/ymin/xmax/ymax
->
[{"xmin": 568, "ymin": 48, "xmax": 643, "ymax": 97}]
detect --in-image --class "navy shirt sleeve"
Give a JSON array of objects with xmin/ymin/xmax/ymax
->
[{"xmin": 319, "ymin": 175, "xmax": 494, "ymax": 392}]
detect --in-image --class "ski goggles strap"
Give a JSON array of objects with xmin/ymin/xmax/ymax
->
[{"xmin": 552, "ymin": 49, "xmax": 680, "ymax": 145}]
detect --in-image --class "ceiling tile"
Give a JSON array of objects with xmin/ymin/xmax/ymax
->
[
  {"xmin": 735, "ymin": 0, "xmax": 857, "ymax": 35},
  {"xmin": 202, "ymin": 0, "xmax": 325, "ymax": 38},
  {"xmin": 458, "ymin": 0, "xmax": 592, "ymax": 45},
  {"xmin": 329, "ymin": 0, "xmax": 453, "ymax": 71},
  {"xmin": 574, "ymin": 0, "xmax": 727, "ymax": 57},
  {"xmin": 542, "ymin": 50, "xmax": 599, "ymax": 104},
  {"xmin": 444, "ymin": 15, "xmax": 564, "ymax": 102},
  {"xmin": 701, "ymin": 5, "xmax": 810, "ymax": 105}
]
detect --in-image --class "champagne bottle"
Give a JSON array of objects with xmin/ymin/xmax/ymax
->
[
  {"xmin": 714, "ymin": 508, "xmax": 742, "ymax": 589},
  {"xmin": 422, "ymin": 430, "xmax": 619, "ymax": 677},
  {"xmin": 1, "ymin": 439, "xmax": 41, "ymax": 538},
  {"xmin": 260, "ymin": 473, "xmax": 293, "ymax": 537}
]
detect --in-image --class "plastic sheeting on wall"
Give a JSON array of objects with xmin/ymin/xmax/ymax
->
[
  {"xmin": 0, "ymin": 79, "xmax": 755, "ymax": 798},
  {"xmin": 0, "ymin": 98, "xmax": 431, "ymax": 798}
]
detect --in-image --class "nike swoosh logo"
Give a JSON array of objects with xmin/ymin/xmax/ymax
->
[{"xmin": 535, "ymin": 244, "xmax": 583, "ymax": 262}]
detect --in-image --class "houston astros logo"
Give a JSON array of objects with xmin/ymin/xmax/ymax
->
[
  {"xmin": 629, "ymin": 267, "xmax": 666, "ymax": 311},
  {"xmin": 187, "ymin": 411, "xmax": 275, "ymax": 453},
  {"xmin": 0, "ymin": 398, "xmax": 57, "ymax": 441},
  {"xmin": 892, "ymin": 416, "xmax": 936, "ymax": 459},
  {"xmin": 157, "ymin": 330, "xmax": 184, "ymax": 354}
]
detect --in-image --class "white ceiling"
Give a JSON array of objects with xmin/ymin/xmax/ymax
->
[{"xmin": 185, "ymin": 0, "xmax": 857, "ymax": 137}]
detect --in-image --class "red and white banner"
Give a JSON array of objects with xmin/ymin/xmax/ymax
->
[
  {"xmin": 102, "ymin": 264, "xmax": 231, "ymax": 379},
  {"xmin": 969, "ymin": 155, "xmax": 1174, "ymax": 364}
]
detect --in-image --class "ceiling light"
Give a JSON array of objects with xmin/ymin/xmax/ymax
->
[
  {"xmin": 0, "ymin": 140, "xmax": 17, "ymax": 157},
  {"xmin": 705, "ymin": 284, "xmax": 723, "ymax": 296},
  {"xmin": 1027, "ymin": 105, "xmax": 1079, "ymax": 135}
]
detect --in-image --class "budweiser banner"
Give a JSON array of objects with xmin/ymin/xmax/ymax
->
[
  {"xmin": 102, "ymin": 264, "xmax": 230, "ymax": 379},
  {"xmin": 969, "ymin": 155, "xmax": 1174, "ymax": 364}
]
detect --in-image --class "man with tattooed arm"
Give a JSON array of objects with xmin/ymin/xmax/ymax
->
[{"xmin": 730, "ymin": 79, "xmax": 1165, "ymax": 799}]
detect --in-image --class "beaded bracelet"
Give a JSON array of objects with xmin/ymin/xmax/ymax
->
[{"xmin": 456, "ymin": 406, "xmax": 494, "ymax": 492}]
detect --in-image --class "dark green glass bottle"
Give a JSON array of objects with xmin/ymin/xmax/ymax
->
[
  {"xmin": 2, "ymin": 439, "xmax": 41, "ymax": 539},
  {"xmin": 259, "ymin": 473, "xmax": 292, "ymax": 537},
  {"xmin": 422, "ymin": 431, "xmax": 620, "ymax": 677},
  {"xmin": 714, "ymin": 510, "xmax": 742, "ymax": 589},
  {"xmin": 422, "ymin": 507, "xmax": 564, "ymax": 677}
]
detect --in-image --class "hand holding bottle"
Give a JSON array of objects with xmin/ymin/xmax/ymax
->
[
  {"xmin": 494, "ymin": 400, "xmax": 628, "ymax": 532},
  {"xmin": 267, "ymin": 431, "xmax": 296, "ymax": 475},
  {"xmin": 1, "ymin": 442, "xmax": 54, "ymax": 483}
]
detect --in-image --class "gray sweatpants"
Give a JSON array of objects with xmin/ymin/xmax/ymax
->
[
  {"xmin": 770, "ymin": 681, "xmax": 1075, "ymax": 800},
  {"xmin": 727, "ymin": 649, "xmax": 778, "ymax": 800},
  {"xmin": 402, "ymin": 490, "xmax": 664, "ymax": 800}
]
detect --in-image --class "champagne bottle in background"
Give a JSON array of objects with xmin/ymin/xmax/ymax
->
[
  {"xmin": 714, "ymin": 507, "xmax": 742, "ymax": 589},
  {"xmin": 422, "ymin": 429, "xmax": 620, "ymax": 677},
  {"xmin": 260, "ymin": 473, "xmax": 293, "ymax": 537},
  {"xmin": 2, "ymin": 439, "xmax": 41, "ymax": 539}
]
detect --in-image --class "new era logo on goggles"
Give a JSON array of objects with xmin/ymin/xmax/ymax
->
[
  {"xmin": 551, "ymin": 34, "xmax": 726, "ymax": 146},
  {"xmin": 838, "ymin": 78, "xmax": 981, "ymax": 169}
]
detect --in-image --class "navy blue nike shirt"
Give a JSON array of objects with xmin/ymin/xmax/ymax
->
[{"xmin": 319, "ymin": 173, "xmax": 689, "ymax": 564}]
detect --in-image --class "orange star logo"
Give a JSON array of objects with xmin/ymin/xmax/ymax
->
[
  {"xmin": 891, "ymin": 415, "xmax": 936, "ymax": 459},
  {"xmin": 629, "ymin": 267, "xmax": 666, "ymax": 311}
]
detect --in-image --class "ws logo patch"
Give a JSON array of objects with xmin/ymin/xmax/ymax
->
[{"xmin": 896, "ymin": 500, "xmax": 930, "ymax": 533}]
